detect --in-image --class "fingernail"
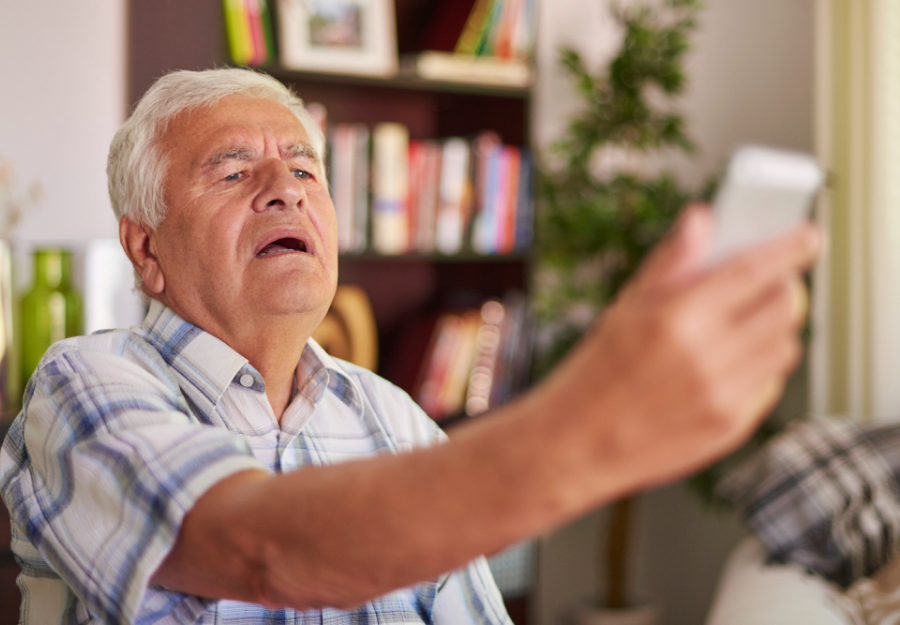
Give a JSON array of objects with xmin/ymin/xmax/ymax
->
[{"xmin": 791, "ymin": 280, "xmax": 809, "ymax": 323}]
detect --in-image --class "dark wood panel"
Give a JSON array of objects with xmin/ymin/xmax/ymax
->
[
  {"xmin": 128, "ymin": 0, "xmax": 226, "ymax": 108},
  {"xmin": 0, "ymin": 425, "xmax": 18, "ymax": 623}
]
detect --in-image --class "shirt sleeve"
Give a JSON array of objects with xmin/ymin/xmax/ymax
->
[
  {"xmin": 3, "ymin": 338, "xmax": 268, "ymax": 624},
  {"xmin": 433, "ymin": 557, "xmax": 514, "ymax": 625}
]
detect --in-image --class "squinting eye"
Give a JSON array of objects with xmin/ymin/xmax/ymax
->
[{"xmin": 223, "ymin": 172, "xmax": 242, "ymax": 182}]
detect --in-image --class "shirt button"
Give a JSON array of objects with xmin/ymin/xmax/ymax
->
[{"xmin": 240, "ymin": 374, "xmax": 255, "ymax": 388}]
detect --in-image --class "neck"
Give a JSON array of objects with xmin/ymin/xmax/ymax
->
[
  {"xmin": 157, "ymin": 296, "xmax": 323, "ymax": 421},
  {"xmin": 236, "ymin": 318, "xmax": 309, "ymax": 421}
]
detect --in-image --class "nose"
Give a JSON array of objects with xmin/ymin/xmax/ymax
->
[{"xmin": 252, "ymin": 160, "xmax": 305, "ymax": 213}]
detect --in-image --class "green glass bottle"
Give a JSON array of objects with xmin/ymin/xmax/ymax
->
[{"xmin": 20, "ymin": 249, "xmax": 83, "ymax": 383}]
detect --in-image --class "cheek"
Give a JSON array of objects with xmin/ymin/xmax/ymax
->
[{"xmin": 310, "ymin": 190, "xmax": 338, "ymax": 241}]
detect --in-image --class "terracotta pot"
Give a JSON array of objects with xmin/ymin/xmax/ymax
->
[{"xmin": 570, "ymin": 602, "xmax": 661, "ymax": 625}]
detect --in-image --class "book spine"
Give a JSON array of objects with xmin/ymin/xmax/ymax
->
[
  {"xmin": 464, "ymin": 300, "xmax": 505, "ymax": 416},
  {"xmin": 258, "ymin": 0, "xmax": 277, "ymax": 63},
  {"xmin": 436, "ymin": 138, "xmax": 471, "ymax": 254},
  {"xmin": 330, "ymin": 125, "xmax": 356, "ymax": 253},
  {"xmin": 244, "ymin": 0, "xmax": 266, "ymax": 65},
  {"xmin": 501, "ymin": 146, "xmax": 521, "ymax": 254},
  {"xmin": 352, "ymin": 124, "xmax": 370, "ymax": 252},
  {"xmin": 476, "ymin": 0, "xmax": 506, "ymax": 56},
  {"xmin": 494, "ymin": 0, "xmax": 520, "ymax": 59},
  {"xmin": 437, "ymin": 311, "xmax": 481, "ymax": 418},
  {"xmin": 407, "ymin": 141, "xmax": 423, "ymax": 252},
  {"xmin": 416, "ymin": 314, "xmax": 462, "ymax": 419},
  {"xmin": 515, "ymin": 149, "xmax": 534, "ymax": 249},
  {"xmin": 223, "ymin": 0, "xmax": 253, "ymax": 65},
  {"xmin": 372, "ymin": 123, "xmax": 410, "ymax": 255},
  {"xmin": 416, "ymin": 142, "xmax": 442, "ymax": 253},
  {"xmin": 455, "ymin": 0, "xmax": 497, "ymax": 56},
  {"xmin": 474, "ymin": 146, "xmax": 502, "ymax": 254}
]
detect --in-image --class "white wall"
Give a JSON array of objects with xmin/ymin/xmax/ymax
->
[
  {"xmin": 0, "ymin": 0, "xmax": 126, "ymax": 245},
  {"xmin": 532, "ymin": 1, "xmax": 815, "ymax": 623}
]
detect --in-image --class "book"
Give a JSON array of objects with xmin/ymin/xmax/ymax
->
[
  {"xmin": 455, "ymin": 0, "xmax": 498, "ymax": 55},
  {"xmin": 400, "ymin": 52, "xmax": 532, "ymax": 88},
  {"xmin": 223, "ymin": 0, "xmax": 254, "ymax": 65},
  {"xmin": 416, "ymin": 313, "xmax": 464, "ymax": 419},
  {"xmin": 414, "ymin": 142, "xmax": 442, "ymax": 253},
  {"xmin": 330, "ymin": 124, "xmax": 357, "ymax": 252},
  {"xmin": 244, "ymin": 0, "xmax": 267, "ymax": 65},
  {"xmin": 436, "ymin": 310, "xmax": 481, "ymax": 418},
  {"xmin": 436, "ymin": 138, "xmax": 472, "ymax": 254},
  {"xmin": 352, "ymin": 124, "xmax": 370, "ymax": 251},
  {"xmin": 413, "ymin": 292, "xmax": 532, "ymax": 423},
  {"xmin": 258, "ymin": 0, "xmax": 277, "ymax": 62},
  {"xmin": 514, "ymin": 150, "xmax": 534, "ymax": 250},
  {"xmin": 473, "ymin": 145, "xmax": 502, "ymax": 253},
  {"xmin": 500, "ymin": 146, "xmax": 521, "ymax": 254},
  {"xmin": 464, "ymin": 300, "xmax": 505, "ymax": 416},
  {"xmin": 371, "ymin": 123, "xmax": 410, "ymax": 255},
  {"xmin": 326, "ymin": 121, "xmax": 531, "ymax": 257}
]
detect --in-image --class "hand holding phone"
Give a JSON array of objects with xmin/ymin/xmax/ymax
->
[{"xmin": 706, "ymin": 146, "xmax": 824, "ymax": 266}]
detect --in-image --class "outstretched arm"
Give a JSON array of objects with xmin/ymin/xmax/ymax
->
[{"xmin": 151, "ymin": 205, "xmax": 821, "ymax": 610}]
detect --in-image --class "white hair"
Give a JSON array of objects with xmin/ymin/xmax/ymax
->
[{"xmin": 107, "ymin": 67, "xmax": 325, "ymax": 231}]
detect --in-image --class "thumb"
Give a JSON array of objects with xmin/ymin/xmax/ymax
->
[{"xmin": 635, "ymin": 203, "xmax": 713, "ymax": 293}]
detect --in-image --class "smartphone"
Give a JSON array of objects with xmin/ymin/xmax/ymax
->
[{"xmin": 706, "ymin": 145, "xmax": 824, "ymax": 266}]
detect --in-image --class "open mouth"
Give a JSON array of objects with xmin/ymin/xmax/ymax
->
[{"xmin": 256, "ymin": 237, "xmax": 308, "ymax": 258}]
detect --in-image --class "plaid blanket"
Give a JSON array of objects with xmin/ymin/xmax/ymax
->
[{"xmin": 716, "ymin": 417, "xmax": 900, "ymax": 588}]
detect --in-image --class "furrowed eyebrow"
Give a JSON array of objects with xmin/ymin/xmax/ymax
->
[
  {"xmin": 203, "ymin": 147, "xmax": 256, "ymax": 169},
  {"xmin": 284, "ymin": 143, "xmax": 321, "ymax": 166}
]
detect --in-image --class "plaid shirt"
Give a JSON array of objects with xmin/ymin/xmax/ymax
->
[
  {"xmin": 717, "ymin": 416, "xmax": 900, "ymax": 588},
  {"xmin": 0, "ymin": 300, "xmax": 511, "ymax": 624}
]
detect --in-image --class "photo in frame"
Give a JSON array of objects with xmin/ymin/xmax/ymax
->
[{"xmin": 276, "ymin": 0, "xmax": 398, "ymax": 77}]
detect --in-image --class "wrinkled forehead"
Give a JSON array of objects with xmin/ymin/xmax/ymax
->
[{"xmin": 159, "ymin": 95, "xmax": 320, "ymax": 172}]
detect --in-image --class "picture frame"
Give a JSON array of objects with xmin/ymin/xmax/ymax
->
[{"xmin": 276, "ymin": 0, "xmax": 398, "ymax": 77}]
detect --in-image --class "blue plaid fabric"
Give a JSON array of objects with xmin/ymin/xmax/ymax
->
[{"xmin": 0, "ymin": 300, "xmax": 511, "ymax": 624}]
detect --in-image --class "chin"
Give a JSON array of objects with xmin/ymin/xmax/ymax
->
[{"xmin": 252, "ymin": 283, "xmax": 335, "ymax": 319}]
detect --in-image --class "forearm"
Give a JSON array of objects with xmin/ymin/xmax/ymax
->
[{"xmin": 154, "ymin": 380, "xmax": 624, "ymax": 610}]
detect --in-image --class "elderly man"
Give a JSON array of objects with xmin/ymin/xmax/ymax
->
[{"xmin": 0, "ymin": 68, "xmax": 819, "ymax": 624}]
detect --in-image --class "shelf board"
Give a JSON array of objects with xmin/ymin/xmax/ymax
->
[
  {"xmin": 339, "ymin": 251, "xmax": 531, "ymax": 263},
  {"xmin": 261, "ymin": 65, "xmax": 532, "ymax": 99}
]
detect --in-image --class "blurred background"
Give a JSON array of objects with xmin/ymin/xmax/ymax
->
[{"xmin": 2, "ymin": 0, "xmax": 899, "ymax": 624}]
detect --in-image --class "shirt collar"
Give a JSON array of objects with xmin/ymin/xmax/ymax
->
[
  {"xmin": 142, "ymin": 300, "xmax": 365, "ymax": 413},
  {"xmin": 297, "ymin": 338, "xmax": 366, "ymax": 415}
]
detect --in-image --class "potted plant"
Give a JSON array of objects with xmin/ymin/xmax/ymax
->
[{"xmin": 534, "ymin": 0, "xmax": 703, "ymax": 621}]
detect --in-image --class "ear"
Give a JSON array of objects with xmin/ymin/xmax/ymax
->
[{"xmin": 119, "ymin": 216, "xmax": 166, "ymax": 296}]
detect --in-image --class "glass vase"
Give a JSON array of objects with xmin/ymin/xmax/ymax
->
[{"xmin": 20, "ymin": 249, "xmax": 82, "ymax": 384}]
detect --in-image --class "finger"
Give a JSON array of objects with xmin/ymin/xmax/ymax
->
[
  {"xmin": 707, "ymin": 330, "xmax": 800, "ymax": 451},
  {"xmin": 688, "ymin": 274, "xmax": 803, "ymax": 414},
  {"xmin": 633, "ymin": 203, "xmax": 714, "ymax": 293},
  {"xmin": 733, "ymin": 277, "xmax": 808, "ymax": 330},
  {"xmin": 695, "ymin": 222, "xmax": 821, "ymax": 316},
  {"xmin": 730, "ymin": 379, "xmax": 786, "ymax": 444},
  {"xmin": 790, "ymin": 278, "xmax": 809, "ymax": 325}
]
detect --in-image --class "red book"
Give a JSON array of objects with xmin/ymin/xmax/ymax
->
[
  {"xmin": 407, "ymin": 141, "xmax": 423, "ymax": 252},
  {"xmin": 244, "ymin": 0, "xmax": 267, "ymax": 65},
  {"xmin": 501, "ymin": 146, "xmax": 521, "ymax": 254}
]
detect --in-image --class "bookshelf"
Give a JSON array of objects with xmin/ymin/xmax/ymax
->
[{"xmin": 128, "ymin": 0, "xmax": 536, "ymax": 389}]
